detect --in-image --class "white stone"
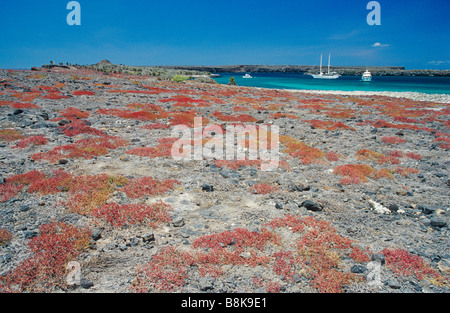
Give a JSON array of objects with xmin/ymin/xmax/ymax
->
[{"xmin": 368, "ymin": 200, "xmax": 391, "ymax": 214}]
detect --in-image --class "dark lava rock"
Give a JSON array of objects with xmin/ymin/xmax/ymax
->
[
  {"xmin": 430, "ymin": 217, "xmax": 447, "ymax": 228},
  {"xmin": 371, "ymin": 253, "xmax": 386, "ymax": 265},
  {"xmin": 38, "ymin": 112, "xmax": 49, "ymax": 120},
  {"xmin": 80, "ymin": 279, "xmax": 94, "ymax": 289},
  {"xmin": 388, "ymin": 204, "xmax": 399, "ymax": 212},
  {"xmin": 19, "ymin": 205, "xmax": 31, "ymax": 212},
  {"xmin": 23, "ymin": 230, "xmax": 38, "ymax": 239},
  {"xmin": 142, "ymin": 233, "xmax": 155, "ymax": 242},
  {"xmin": 409, "ymin": 281, "xmax": 422, "ymax": 292},
  {"xmin": 418, "ymin": 205, "xmax": 435, "ymax": 215},
  {"xmin": 58, "ymin": 159, "xmax": 69, "ymax": 165},
  {"xmin": 275, "ymin": 200, "xmax": 283, "ymax": 210},
  {"xmin": 288, "ymin": 183, "xmax": 310, "ymax": 192},
  {"xmin": 91, "ymin": 229, "xmax": 102, "ymax": 241},
  {"xmin": 421, "ymin": 218, "xmax": 431, "ymax": 227},
  {"xmin": 172, "ymin": 217, "xmax": 185, "ymax": 227},
  {"xmin": 198, "ymin": 277, "xmax": 215, "ymax": 291},
  {"xmin": 386, "ymin": 278, "xmax": 401, "ymax": 289},
  {"xmin": 351, "ymin": 264, "xmax": 367, "ymax": 274},
  {"xmin": 202, "ymin": 184, "xmax": 214, "ymax": 192},
  {"xmin": 58, "ymin": 119, "xmax": 70, "ymax": 126},
  {"xmin": 59, "ymin": 213, "xmax": 79, "ymax": 223},
  {"xmin": 220, "ymin": 169, "xmax": 241, "ymax": 179},
  {"xmin": 301, "ymin": 200, "xmax": 323, "ymax": 212},
  {"xmin": 30, "ymin": 121, "xmax": 59, "ymax": 129}
]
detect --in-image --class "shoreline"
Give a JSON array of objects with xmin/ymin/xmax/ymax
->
[
  {"xmin": 3, "ymin": 67, "xmax": 449, "ymax": 104},
  {"xmin": 244, "ymin": 85, "xmax": 450, "ymax": 104},
  {"xmin": 283, "ymin": 88, "xmax": 450, "ymax": 104}
]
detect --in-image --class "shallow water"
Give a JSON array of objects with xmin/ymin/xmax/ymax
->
[{"xmin": 213, "ymin": 72, "xmax": 450, "ymax": 95}]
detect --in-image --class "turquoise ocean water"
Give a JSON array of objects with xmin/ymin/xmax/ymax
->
[{"xmin": 213, "ymin": 72, "xmax": 450, "ymax": 95}]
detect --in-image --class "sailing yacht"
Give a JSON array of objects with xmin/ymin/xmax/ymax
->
[{"xmin": 310, "ymin": 54, "xmax": 340, "ymax": 79}]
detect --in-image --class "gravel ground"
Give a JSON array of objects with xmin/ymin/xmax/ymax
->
[{"xmin": 0, "ymin": 68, "xmax": 448, "ymax": 294}]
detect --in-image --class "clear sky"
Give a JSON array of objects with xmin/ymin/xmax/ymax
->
[{"xmin": 0, "ymin": 0, "xmax": 448, "ymax": 69}]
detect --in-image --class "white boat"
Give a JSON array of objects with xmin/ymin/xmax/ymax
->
[
  {"xmin": 361, "ymin": 70, "xmax": 372, "ymax": 82},
  {"xmin": 310, "ymin": 54, "xmax": 340, "ymax": 79},
  {"xmin": 243, "ymin": 73, "xmax": 253, "ymax": 78}
]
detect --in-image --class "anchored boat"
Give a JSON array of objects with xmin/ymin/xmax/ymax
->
[
  {"xmin": 310, "ymin": 54, "xmax": 340, "ymax": 79},
  {"xmin": 361, "ymin": 70, "xmax": 372, "ymax": 82}
]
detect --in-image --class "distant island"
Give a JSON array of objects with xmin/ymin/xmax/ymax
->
[
  {"xmin": 35, "ymin": 60, "xmax": 215, "ymax": 83},
  {"xmin": 34, "ymin": 61, "xmax": 450, "ymax": 78},
  {"xmin": 153, "ymin": 65, "xmax": 450, "ymax": 77}
]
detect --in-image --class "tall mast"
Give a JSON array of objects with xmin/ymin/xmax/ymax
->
[
  {"xmin": 328, "ymin": 54, "xmax": 331, "ymax": 75},
  {"xmin": 320, "ymin": 54, "xmax": 323, "ymax": 75}
]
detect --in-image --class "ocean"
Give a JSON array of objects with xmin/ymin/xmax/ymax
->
[{"xmin": 213, "ymin": 72, "xmax": 450, "ymax": 95}]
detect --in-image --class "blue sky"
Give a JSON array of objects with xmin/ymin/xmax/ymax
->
[{"xmin": 0, "ymin": 0, "xmax": 448, "ymax": 69}]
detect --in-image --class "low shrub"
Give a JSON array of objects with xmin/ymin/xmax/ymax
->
[
  {"xmin": 6, "ymin": 170, "xmax": 128, "ymax": 215},
  {"xmin": 72, "ymin": 90, "xmax": 95, "ymax": 96},
  {"xmin": 382, "ymin": 248, "xmax": 448, "ymax": 286},
  {"xmin": 381, "ymin": 136, "xmax": 407, "ymax": 145},
  {"xmin": 212, "ymin": 111, "xmax": 258, "ymax": 123},
  {"xmin": 171, "ymin": 75, "xmax": 189, "ymax": 83},
  {"xmin": 119, "ymin": 177, "xmax": 180, "ymax": 198},
  {"xmin": 0, "ymin": 182, "xmax": 24, "ymax": 202},
  {"xmin": 58, "ymin": 107, "xmax": 90, "ymax": 121},
  {"xmin": 280, "ymin": 135, "xmax": 325, "ymax": 164},
  {"xmin": 13, "ymin": 135, "xmax": 49, "ymax": 149},
  {"xmin": 334, "ymin": 164, "xmax": 396, "ymax": 184},
  {"xmin": 0, "ymin": 129, "xmax": 24, "ymax": 142},
  {"xmin": 132, "ymin": 246, "xmax": 195, "ymax": 292},
  {"xmin": 0, "ymin": 228, "xmax": 12, "ymax": 246},
  {"xmin": 0, "ymin": 222, "xmax": 91, "ymax": 292},
  {"xmin": 126, "ymin": 138, "xmax": 178, "ymax": 158},
  {"xmin": 250, "ymin": 183, "xmax": 280, "ymax": 194},
  {"xmin": 60, "ymin": 120, "xmax": 105, "ymax": 137},
  {"xmin": 92, "ymin": 201, "xmax": 172, "ymax": 228},
  {"xmin": 31, "ymin": 136, "xmax": 129, "ymax": 163}
]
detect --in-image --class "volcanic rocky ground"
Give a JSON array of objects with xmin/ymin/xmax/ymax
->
[{"xmin": 0, "ymin": 68, "xmax": 449, "ymax": 293}]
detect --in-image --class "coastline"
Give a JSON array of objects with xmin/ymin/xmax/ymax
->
[
  {"xmin": 154, "ymin": 65, "xmax": 450, "ymax": 77},
  {"xmin": 30, "ymin": 64, "xmax": 450, "ymax": 103},
  {"xmin": 282, "ymin": 88, "xmax": 450, "ymax": 104},
  {"xmin": 245, "ymin": 85, "xmax": 450, "ymax": 104}
]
